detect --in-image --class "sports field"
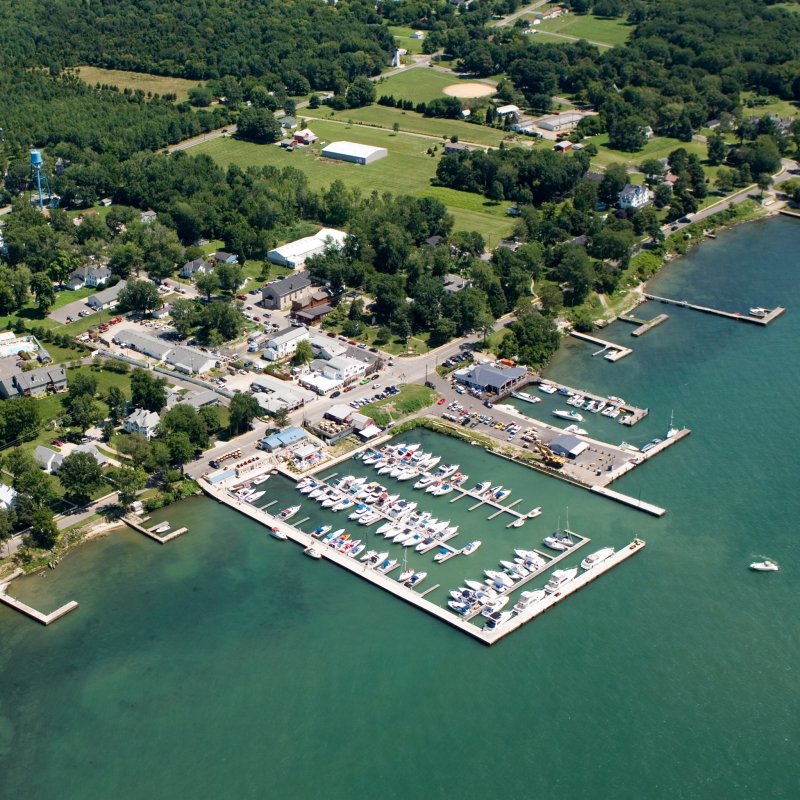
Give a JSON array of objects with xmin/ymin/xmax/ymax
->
[
  {"xmin": 527, "ymin": 13, "xmax": 631, "ymax": 48},
  {"xmin": 376, "ymin": 69, "xmax": 491, "ymax": 104},
  {"xmin": 314, "ymin": 106, "xmax": 505, "ymax": 148},
  {"xmin": 74, "ymin": 66, "xmax": 204, "ymax": 101},
  {"xmin": 193, "ymin": 122, "xmax": 515, "ymax": 245}
]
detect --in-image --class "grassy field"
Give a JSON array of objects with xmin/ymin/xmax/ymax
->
[
  {"xmin": 527, "ymin": 13, "xmax": 631, "ymax": 47},
  {"xmin": 389, "ymin": 26, "xmax": 426, "ymax": 55},
  {"xmin": 375, "ymin": 69, "xmax": 491, "ymax": 104},
  {"xmin": 360, "ymin": 384, "xmax": 437, "ymax": 426},
  {"xmin": 589, "ymin": 134, "xmax": 708, "ymax": 170},
  {"xmin": 193, "ymin": 123, "xmax": 515, "ymax": 246},
  {"xmin": 741, "ymin": 92, "xmax": 799, "ymax": 120},
  {"xmin": 74, "ymin": 66, "xmax": 204, "ymax": 101},
  {"xmin": 313, "ymin": 106, "xmax": 506, "ymax": 148}
]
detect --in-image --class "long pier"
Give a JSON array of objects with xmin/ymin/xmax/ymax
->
[
  {"xmin": 569, "ymin": 331, "xmax": 632, "ymax": 362},
  {"xmin": 0, "ymin": 592, "xmax": 78, "ymax": 625},
  {"xmin": 590, "ymin": 486, "xmax": 666, "ymax": 517},
  {"xmin": 643, "ymin": 293, "xmax": 785, "ymax": 326}
]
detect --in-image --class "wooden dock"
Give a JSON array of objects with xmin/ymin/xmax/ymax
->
[
  {"xmin": 569, "ymin": 331, "xmax": 633, "ymax": 362},
  {"xmin": 530, "ymin": 378, "xmax": 648, "ymax": 427},
  {"xmin": 0, "ymin": 592, "xmax": 78, "ymax": 625},
  {"xmin": 590, "ymin": 486, "xmax": 666, "ymax": 517},
  {"xmin": 643, "ymin": 293, "xmax": 785, "ymax": 326},
  {"xmin": 630, "ymin": 313, "xmax": 669, "ymax": 337},
  {"xmin": 122, "ymin": 516, "xmax": 189, "ymax": 544}
]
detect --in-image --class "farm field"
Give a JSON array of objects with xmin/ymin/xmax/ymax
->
[
  {"xmin": 193, "ymin": 123, "xmax": 515, "ymax": 246},
  {"xmin": 376, "ymin": 69, "xmax": 493, "ymax": 104},
  {"xmin": 527, "ymin": 13, "xmax": 631, "ymax": 47},
  {"xmin": 389, "ymin": 26, "xmax": 426, "ymax": 55},
  {"xmin": 73, "ymin": 66, "xmax": 204, "ymax": 101},
  {"xmin": 311, "ymin": 105, "xmax": 506, "ymax": 148}
]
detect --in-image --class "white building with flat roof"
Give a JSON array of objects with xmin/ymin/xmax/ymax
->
[
  {"xmin": 321, "ymin": 141, "xmax": 388, "ymax": 165},
  {"xmin": 262, "ymin": 326, "xmax": 310, "ymax": 362}
]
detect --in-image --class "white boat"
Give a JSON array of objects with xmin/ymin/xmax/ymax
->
[
  {"xmin": 437, "ymin": 463, "xmax": 459, "ymax": 479},
  {"xmin": 252, "ymin": 474, "xmax": 270, "ymax": 486},
  {"xmin": 517, "ymin": 554, "xmax": 546, "ymax": 571},
  {"xmin": 465, "ymin": 579, "xmax": 485, "ymax": 592},
  {"xmin": 553, "ymin": 409, "xmax": 584, "ymax": 422},
  {"xmin": 322, "ymin": 528, "xmax": 344, "ymax": 543},
  {"xmin": 513, "ymin": 589, "xmax": 546, "ymax": 612},
  {"xmin": 470, "ymin": 481, "xmax": 491, "ymax": 494},
  {"xmin": 581, "ymin": 547, "xmax": 615, "ymax": 570},
  {"xmin": 270, "ymin": 527, "xmax": 288, "ymax": 540},
  {"xmin": 245, "ymin": 490, "xmax": 266, "ymax": 503},
  {"xmin": 359, "ymin": 549, "xmax": 377, "ymax": 562},
  {"xmin": 151, "ymin": 522, "xmax": 171, "ymax": 534},
  {"xmin": 376, "ymin": 558, "xmax": 398, "ymax": 574},
  {"xmin": 484, "ymin": 610, "xmax": 513, "ymax": 630},
  {"xmin": 397, "ymin": 567, "xmax": 414, "ymax": 583},
  {"xmin": 313, "ymin": 524, "xmax": 332, "ymax": 537},
  {"xmin": 538, "ymin": 382, "xmax": 558, "ymax": 394},
  {"xmin": 558, "ymin": 386, "xmax": 573, "ymax": 396},
  {"xmin": 564, "ymin": 423, "xmax": 588, "ymax": 436},
  {"xmin": 331, "ymin": 498, "xmax": 354, "ymax": 512},
  {"xmin": 448, "ymin": 600, "xmax": 472, "ymax": 614},
  {"xmin": 405, "ymin": 571, "xmax": 427, "ymax": 588},
  {"xmin": 494, "ymin": 488, "xmax": 511, "ymax": 501},
  {"xmin": 303, "ymin": 546, "xmax": 322, "ymax": 559},
  {"xmin": 320, "ymin": 494, "xmax": 341, "ymax": 508},
  {"xmin": 431, "ymin": 483, "xmax": 454, "ymax": 496},
  {"xmin": 424, "ymin": 482, "xmax": 442, "ymax": 494},
  {"xmin": 376, "ymin": 521, "xmax": 394, "ymax": 535},
  {"xmin": 511, "ymin": 391, "xmax": 541, "ymax": 404},
  {"xmin": 750, "ymin": 560, "xmax": 779, "ymax": 572},
  {"xmin": 484, "ymin": 570, "xmax": 514, "ymax": 588},
  {"xmin": 750, "ymin": 306, "xmax": 768, "ymax": 317},
  {"xmin": 544, "ymin": 567, "xmax": 579, "ymax": 593},
  {"xmin": 481, "ymin": 596, "xmax": 509, "ymax": 617},
  {"xmin": 414, "ymin": 473, "xmax": 435, "ymax": 489},
  {"xmin": 543, "ymin": 533, "xmax": 572, "ymax": 551},
  {"xmin": 349, "ymin": 543, "xmax": 365, "ymax": 557},
  {"xmin": 514, "ymin": 548, "xmax": 538, "ymax": 560},
  {"xmin": 396, "ymin": 468, "xmax": 417, "ymax": 481},
  {"xmin": 462, "ymin": 540, "xmax": 481, "ymax": 556},
  {"xmin": 278, "ymin": 505, "xmax": 300, "ymax": 521},
  {"xmin": 510, "ymin": 516, "xmax": 525, "ymax": 528}
]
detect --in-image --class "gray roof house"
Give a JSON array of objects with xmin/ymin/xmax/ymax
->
[
  {"xmin": 261, "ymin": 274, "xmax": 312, "ymax": 310},
  {"xmin": 87, "ymin": 280, "xmax": 127, "ymax": 310},
  {"xmin": 456, "ymin": 364, "xmax": 527, "ymax": 395},
  {"xmin": 180, "ymin": 259, "xmax": 214, "ymax": 279},
  {"xmin": 210, "ymin": 251, "xmax": 238, "ymax": 264},
  {"xmin": 34, "ymin": 445, "xmax": 64, "ymax": 473},
  {"xmin": 123, "ymin": 408, "xmax": 161, "ymax": 439},
  {"xmin": 140, "ymin": 210, "xmax": 157, "ymax": 224},
  {"xmin": 0, "ymin": 365, "xmax": 67, "ymax": 399},
  {"xmin": 68, "ymin": 264, "xmax": 111, "ymax": 290}
]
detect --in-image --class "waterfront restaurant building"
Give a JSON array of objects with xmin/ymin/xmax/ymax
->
[{"xmin": 456, "ymin": 364, "xmax": 527, "ymax": 395}]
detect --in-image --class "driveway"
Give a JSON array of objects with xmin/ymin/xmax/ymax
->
[{"xmin": 50, "ymin": 296, "xmax": 96, "ymax": 323}]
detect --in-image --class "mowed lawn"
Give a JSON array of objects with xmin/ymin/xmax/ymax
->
[
  {"xmin": 193, "ymin": 123, "xmax": 515, "ymax": 246},
  {"xmin": 310, "ymin": 106, "xmax": 506, "ymax": 148},
  {"xmin": 589, "ymin": 133, "xmax": 708, "ymax": 170},
  {"xmin": 528, "ymin": 13, "xmax": 632, "ymax": 47},
  {"xmin": 74, "ymin": 66, "xmax": 204, "ymax": 101},
  {"xmin": 389, "ymin": 26, "xmax": 426, "ymax": 55},
  {"xmin": 376, "ymin": 69, "xmax": 492, "ymax": 104}
]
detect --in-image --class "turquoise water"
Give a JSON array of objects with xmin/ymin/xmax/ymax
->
[{"xmin": 2, "ymin": 218, "xmax": 800, "ymax": 798}]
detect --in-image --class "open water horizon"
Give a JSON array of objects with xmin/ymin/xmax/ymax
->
[{"xmin": 1, "ymin": 217, "xmax": 799, "ymax": 799}]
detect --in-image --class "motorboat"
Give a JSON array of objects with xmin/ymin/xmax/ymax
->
[
  {"xmin": 558, "ymin": 386, "xmax": 573, "ymax": 396},
  {"xmin": 349, "ymin": 543, "xmax": 365, "ymax": 557},
  {"xmin": 376, "ymin": 558, "xmax": 398, "ymax": 574},
  {"xmin": 405, "ymin": 571, "xmax": 427, "ymax": 588},
  {"xmin": 544, "ymin": 567, "xmax": 579, "ymax": 593},
  {"xmin": 270, "ymin": 527, "xmax": 288, "ymax": 540},
  {"xmin": 397, "ymin": 567, "xmax": 415, "ymax": 583},
  {"xmin": 513, "ymin": 589, "xmax": 546, "ymax": 612},
  {"xmin": 484, "ymin": 570, "xmax": 514, "ymax": 588},
  {"xmin": 322, "ymin": 528, "xmax": 344, "ymax": 543},
  {"xmin": 750, "ymin": 560, "xmax": 779, "ymax": 572},
  {"xmin": 464, "ymin": 579, "xmax": 486, "ymax": 593},
  {"xmin": 543, "ymin": 533, "xmax": 572, "ymax": 551},
  {"xmin": 245, "ymin": 491, "xmax": 266, "ymax": 503},
  {"xmin": 414, "ymin": 473, "xmax": 436, "ymax": 490},
  {"xmin": 278, "ymin": 505, "xmax": 300, "ymax": 521},
  {"xmin": 436, "ymin": 463, "xmax": 459, "ymax": 480},
  {"xmin": 303, "ymin": 546, "xmax": 322, "ymax": 559},
  {"xmin": 511, "ymin": 391, "xmax": 541, "ymax": 404},
  {"xmin": 376, "ymin": 521, "xmax": 395, "ymax": 535},
  {"xmin": 750, "ymin": 307, "xmax": 768, "ymax": 317},
  {"xmin": 415, "ymin": 537, "xmax": 435, "ymax": 552},
  {"xmin": 484, "ymin": 610, "xmax": 513, "ymax": 630},
  {"xmin": 298, "ymin": 480, "xmax": 318, "ymax": 494},
  {"xmin": 359, "ymin": 549, "xmax": 377, "ymax": 562},
  {"xmin": 514, "ymin": 549, "xmax": 538, "ymax": 561},
  {"xmin": 151, "ymin": 522, "xmax": 171, "ymax": 534},
  {"xmin": 396, "ymin": 468, "xmax": 417, "ymax": 481},
  {"xmin": 517, "ymin": 555, "xmax": 546, "ymax": 572},
  {"xmin": 462, "ymin": 540, "xmax": 481, "ymax": 556},
  {"xmin": 433, "ymin": 549, "xmax": 451, "ymax": 563},
  {"xmin": 448, "ymin": 600, "xmax": 472, "ymax": 615},
  {"xmin": 470, "ymin": 481, "xmax": 491, "ymax": 494},
  {"xmin": 424, "ymin": 481, "xmax": 442, "ymax": 494},
  {"xmin": 252, "ymin": 474, "xmax": 270, "ymax": 486},
  {"xmin": 348, "ymin": 505, "xmax": 370, "ymax": 520},
  {"xmin": 481, "ymin": 596, "xmax": 509, "ymax": 617},
  {"xmin": 580, "ymin": 547, "xmax": 615, "ymax": 571},
  {"xmin": 320, "ymin": 493, "xmax": 342, "ymax": 509},
  {"xmin": 564, "ymin": 424, "xmax": 588, "ymax": 437},
  {"xmin": 494, "ymin": 488, "xmax": 511, "ymax": 502},
  {"xmin": 553, "ymin": 409, "xmax": 584, "ymax": 422},
  {"xmin": 538, "ymin": 382, "xmax": 558, "ymax": 394},
  {"xmin": 331, "ymin": 497, "xmax": 354, "ymax": 512},
  {"xmin": 641, "ymin": 438, "xmax": 663, "ymax": 454},
  {"xmin": 313, "ymin": 524, "xmax": 332, "ymax": 538},
  {"xmin": 367, "ymin": 551, "xmax": 389, "ymax": 566},
  {"xmin": 432, "ymin": 483, "xmax": 454, "ymax": 496},
  {"xmin": 510, "ymin": 516, "xmax": 526, "ymax": 528},
  {"xmin": 484, "ymin": 485, "xmax": 503, "ymax": 498}
]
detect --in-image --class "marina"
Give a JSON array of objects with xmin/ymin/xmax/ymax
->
[
  {"xmin": 530, "ymin": 378, "xmax": 649, "ymax": 426},
  {"xmin": 642, "ymin": 293, "xmax": 785, "ymax": 325}
]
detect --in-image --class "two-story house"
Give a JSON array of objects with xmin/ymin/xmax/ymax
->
[{"xmin": 123, "ymin": 408, "xmax": 161, "ymax": 440}]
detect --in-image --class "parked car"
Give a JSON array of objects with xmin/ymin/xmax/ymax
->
[{"xmin": 331, "ymin": 390, "xmax": 341, "ymax": 398}]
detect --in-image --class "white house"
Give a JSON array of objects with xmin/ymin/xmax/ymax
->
[
  {"xmin": 123, "ymin": 408, "xmax": 161, "ymax": 439},
  {"xmin": 262, "ymin": 326, "xmax": 310, "ymax": 362},
  {"xmin": 34, "ymin": 445, "xmax": 64, "ymax": 473},
  {"xmin": 0, "ymin": 482, "xmax": 17, "ymax": 510},
  {"xmin": 68, "ymin": 264, "xmax": 111, "ymax": 290},
  {"xmin": 180, "ymin": 259, "xmax": 214, "ymax": 279},
  {"xmin": 322, "ymin": 355, "xmax": 366, "ymax": 382},
  {"xmin": 618, "ymin": 184, "xmax": 651, "ymax": 210}
]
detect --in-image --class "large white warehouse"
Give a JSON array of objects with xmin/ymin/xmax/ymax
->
[
  {"xmin": 267, "ymin": 227, "xmax": 347, "ymax": 269},
  {"xmin": 321, "ymin": 141, "xmax": 388, "ymax": 165}
]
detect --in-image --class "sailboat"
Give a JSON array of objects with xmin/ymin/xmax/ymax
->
[
  {"xmin": 543, "ymin": 510, "xmax": 573, "ymax": 551},
  {"xmin": 397, "ymin": 548, "xmax": 414, "ymax": 583},
  {"xmin": 666, "ymin": 410, "xmax": 679, "ymax": 439}
]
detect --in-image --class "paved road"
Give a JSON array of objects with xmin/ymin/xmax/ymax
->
[{"xmin": 493, "ymin": 0, "xmax": 550, "ymax": 27}]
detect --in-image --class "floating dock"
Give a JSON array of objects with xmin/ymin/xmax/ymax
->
[
  {"xmin": 643, "ymin": 293, "xmax": 785, "ymax": 326},
  {"xmin": 122, "ymin": 516, "xmax": 189, "ymax": 544},
  {"xmin": 529, "ymin": 379, "xmax": 648, "ymax": 427},
  {"xmin": 618, "ymin": 313, "xmax": 669, "ymax": 337},
  {"xmin": 590, "ymin": 486, "xmax": 666, "ymax": 517},
  {"xmin": 0, "ymin": 592, "xmax": 78, "ymax": 625},
  {"xmin": 569, "ymin": 331, "xmax": 632, "ymax": 361}
]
